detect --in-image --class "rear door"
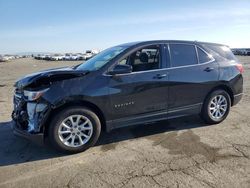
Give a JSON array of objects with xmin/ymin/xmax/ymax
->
[{"xmin": 167, "ymin": 43, "xmax": 219, "ymax": 115}]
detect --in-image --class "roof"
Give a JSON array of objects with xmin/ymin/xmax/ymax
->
[{"xmin": 119, "ymin": 40, "xmax": 226, "ymax": 48}]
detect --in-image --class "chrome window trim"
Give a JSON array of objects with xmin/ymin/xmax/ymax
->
[
  {"xmin": 103, "ymin": 59, "xmax": 215, "ymax": 76},
  {"xmin": 166, "ymin": 58, "xmax": 214, "ymax": 69},
  {"xmin": 103, "ymin": 66, "xmax": 167, "ymax": 76},
  {"xmin": 103, "ymin": 43, "xmax": 216, "ymax": 77},
  {"xmin": 168, "ymin": 43, "xmax": 215, "ymax": 68}
]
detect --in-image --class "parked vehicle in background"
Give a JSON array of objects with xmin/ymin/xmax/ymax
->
[
  {"xmin": 82, "ymin": 51, "xmax": 93, "ymax": 60},
  {"xmin": 63, "ymin": 54, "xmax": 74, "ymax": 61},
  {"xmin": 63, "ymin": 54, "xmax": 86, "ymax": 61},
  {"xmin": 71, "ymin": 54, "xmax": 81, "ymax": 61},
  {"xmin": 75, "ymin": 54, "xmax": 85, "ymax": 60},
  {"xmin": 0, "ymin": 54, "xmax": 26, "ymax": 62},
  {"xmin": 3, "ymin": 55, "xmax": 15, "ymax": 61},
  {"xmin": 50, "ymin": 54, "xmax": 64, "ymax": 61},
  {"xmin": 82, "ymin": 49, "xmax": 100, "ymax": 60},
  {"xmin": 34, "ymin": 54, "xmax": 42, "ymax": 60},
  {"xmin": 0, "ymin": 55, "xmax": 8, "ymax": 62},
  {"xmin": 44, "ymin": 54, "xmax": 51, "ymax": 61},
  {"xmin": 33, "ymin": 50, "xmax": 100, "ymax": 61},
  {"xmin": 40, "ymin": 55, "xmax": 46, "ymax": 60},
  {"xmin": 232, "ymin": 48, "xmax": 250, "ymax": 56},
  {"xmin": 12, "ymin": 40, "xmax": 243, "ymax": 153}
]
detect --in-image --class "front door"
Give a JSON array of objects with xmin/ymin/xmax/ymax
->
[{"xmin": 107, "ymin": 44, "xmax": 169, "ymax": 123}]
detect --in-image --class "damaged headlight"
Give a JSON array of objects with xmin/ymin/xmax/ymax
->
[{"xmin": 24, "ymin": 88, "xmax": 49, "ymax": 101}]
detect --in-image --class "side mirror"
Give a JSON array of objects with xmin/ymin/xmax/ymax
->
[{"xmin": 108, "ymin": 64, "xmax": 132, "ymax": 75}]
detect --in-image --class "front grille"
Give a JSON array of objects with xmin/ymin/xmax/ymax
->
[
  {"xmin": 15, "ymin": 87, "xmax": 23, "ymax": 94},
  {"xmin": 13, "ymin": 88, "xmax": 28, "ymax": 130},
  {"xmin": 13, "ymin": 87, "xmax": 26, "ymax": 112},
  {"xmin": 14, "ymin": 90, "xmax": 23, "ymax": 108},
  {"xmin": 14, "ymin": 93, "xmax": 22, "ymax": 102}
]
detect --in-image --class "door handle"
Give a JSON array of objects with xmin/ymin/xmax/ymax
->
[
  {"xmin": 204, "ymin": 67, "xmax": 214, "ymax": 72},
  {"xmin": 154, "ymin": 73, "xmax": 167, "ymax": 79}
]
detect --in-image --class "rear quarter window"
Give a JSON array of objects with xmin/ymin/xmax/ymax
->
[
  {"xmin": 169, "ymin": 44, "xmax": 198, "ymax": 67},
  {"xmin": 205, "ymin": 44, "xmax": 237, "ymax": 61},
  {"xmin": 197, "ymin": 47, "xmax": 214, "ymax": 63}
]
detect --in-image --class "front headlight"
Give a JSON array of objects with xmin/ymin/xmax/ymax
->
[{"xmin": 24, "ymin": 88, "xmax": 49, "ymax": 101}]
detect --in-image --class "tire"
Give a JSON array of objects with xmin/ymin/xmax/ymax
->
[
  {"xmin": 48, "ymin": 106, "xmax": 101, "ymax": 154},
  {"xmin": 201, "ymin": 89, "xmax": 231, "ymax": 124}
]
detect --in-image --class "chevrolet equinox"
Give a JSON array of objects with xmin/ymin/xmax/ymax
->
[{"xmin": 12, "ymin": 40, "xmax": 243, "ymax": 153}]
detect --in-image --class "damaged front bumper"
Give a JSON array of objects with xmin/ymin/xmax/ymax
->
[
  {"xmin": 11, "ymin": 91, "xmax": 51, "ymax": 145},
  {"xmin": 11, "ymin": 121, "xmax": 44, "ymax": 145}
]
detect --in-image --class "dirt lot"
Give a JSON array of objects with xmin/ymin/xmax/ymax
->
[{"xmin": 0, "ymin": 57, "xmax": 250, "ymax": 188}]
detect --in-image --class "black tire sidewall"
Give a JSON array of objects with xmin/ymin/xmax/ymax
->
[
  {"xmin": 202, "ymin": 90, "xmax": 231, "ymax": 124},
  {"xmin": 49, "ymin": 106, "xmax": 101, "ymax": 153}
]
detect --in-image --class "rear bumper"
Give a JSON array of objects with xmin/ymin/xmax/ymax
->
[
  {"xmin": 12, "ymin": 121, "xmax": 44, "ymax": 145},
  {"xmin": 232, "ymin": 93, "xmax": 243, "ymax": 106}
]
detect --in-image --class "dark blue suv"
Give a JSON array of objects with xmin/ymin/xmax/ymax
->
[{"xmin": 12, "ymin": 40, "xmax": 243, "ymax": 153}]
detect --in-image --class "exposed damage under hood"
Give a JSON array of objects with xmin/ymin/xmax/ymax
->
[
  {"xmin": 14, "ymin": 67, "xmax": 89, "ymax": 89},
  {"xmin": 12, "ymin": 66, "xmax": 90, "ymax": 135}
]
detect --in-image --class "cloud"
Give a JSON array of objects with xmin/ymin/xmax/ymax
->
[{"xmin": 1, "ymin": 7, "xmax": 250, "ymax": 39}]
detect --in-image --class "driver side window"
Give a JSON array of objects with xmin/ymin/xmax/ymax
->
[{"xmin": 118, "ymin": 45, "xmax": 161, "ymax": 72}]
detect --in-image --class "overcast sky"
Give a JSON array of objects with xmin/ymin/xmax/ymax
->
[{"xmin": 0, "ymin": 0, "xmax": 250, "ymax": 54}]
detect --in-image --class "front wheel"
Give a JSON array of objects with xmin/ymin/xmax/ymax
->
[
  {"xmin": 201, "ymin": 89, "xmax": 231, "ymax": 124},
  {"xmin": 48, "ymin": 106, "xmax": 101, "ymax": 153}
]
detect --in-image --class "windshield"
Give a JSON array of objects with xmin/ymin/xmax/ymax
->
[{"xmin": 76, "ymin": 46, "xmax": 126, "ymax": 71}]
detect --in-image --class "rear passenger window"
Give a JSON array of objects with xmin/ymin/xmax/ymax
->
[
  {"xmin": 170, "ymin": 44, "xmax": 197, "ymax": 67},
  {"xmin": 197, "ymin": 47, "xmax": 213, "ymax": 63}
]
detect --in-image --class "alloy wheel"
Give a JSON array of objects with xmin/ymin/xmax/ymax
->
[
  {"xmin": 208, "ymin": 95, "xmax": 228, "ymax": 120},
  {"xmin": 58, "ymin": 115, "xmax": 93, "ymax": 147}
]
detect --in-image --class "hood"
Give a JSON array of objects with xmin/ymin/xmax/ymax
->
[{"xmin": 15, "ymin": 67, "xmax": 89, "ymax": 89}]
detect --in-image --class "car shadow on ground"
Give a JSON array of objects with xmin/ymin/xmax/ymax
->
[
  {"xmin": 96, "ymin": 115, "xmax": 209, "ymax": 148},
  {"xmin": 0, "ymin": 116, "xmax": 209, "ymax": 167}
]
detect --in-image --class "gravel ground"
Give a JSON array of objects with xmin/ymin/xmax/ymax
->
[{"xmin": 0, "ymin": 57, "xmax": 249, "ymax": 188}]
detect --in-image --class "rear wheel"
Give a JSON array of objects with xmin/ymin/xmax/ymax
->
[
  {"xmin": 201, "ymin": 89, "xmax": 231, "ymax": 124},
  {"xmin": 49, "ymin": 106, "xmax": 101, "ymax": 153}
]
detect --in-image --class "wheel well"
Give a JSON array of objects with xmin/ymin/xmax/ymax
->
[
  {"xmin": 206, "ymin": 85, "xmax": 234, "ymax": 106},
  {"xmin": 44, "ymin": 100, "xmax": 107, "ymax": 137}
]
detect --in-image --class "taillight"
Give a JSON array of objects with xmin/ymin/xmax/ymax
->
[{"xmin": 236, "ymin": 64, "xmax": 244, "ymax": 74}]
